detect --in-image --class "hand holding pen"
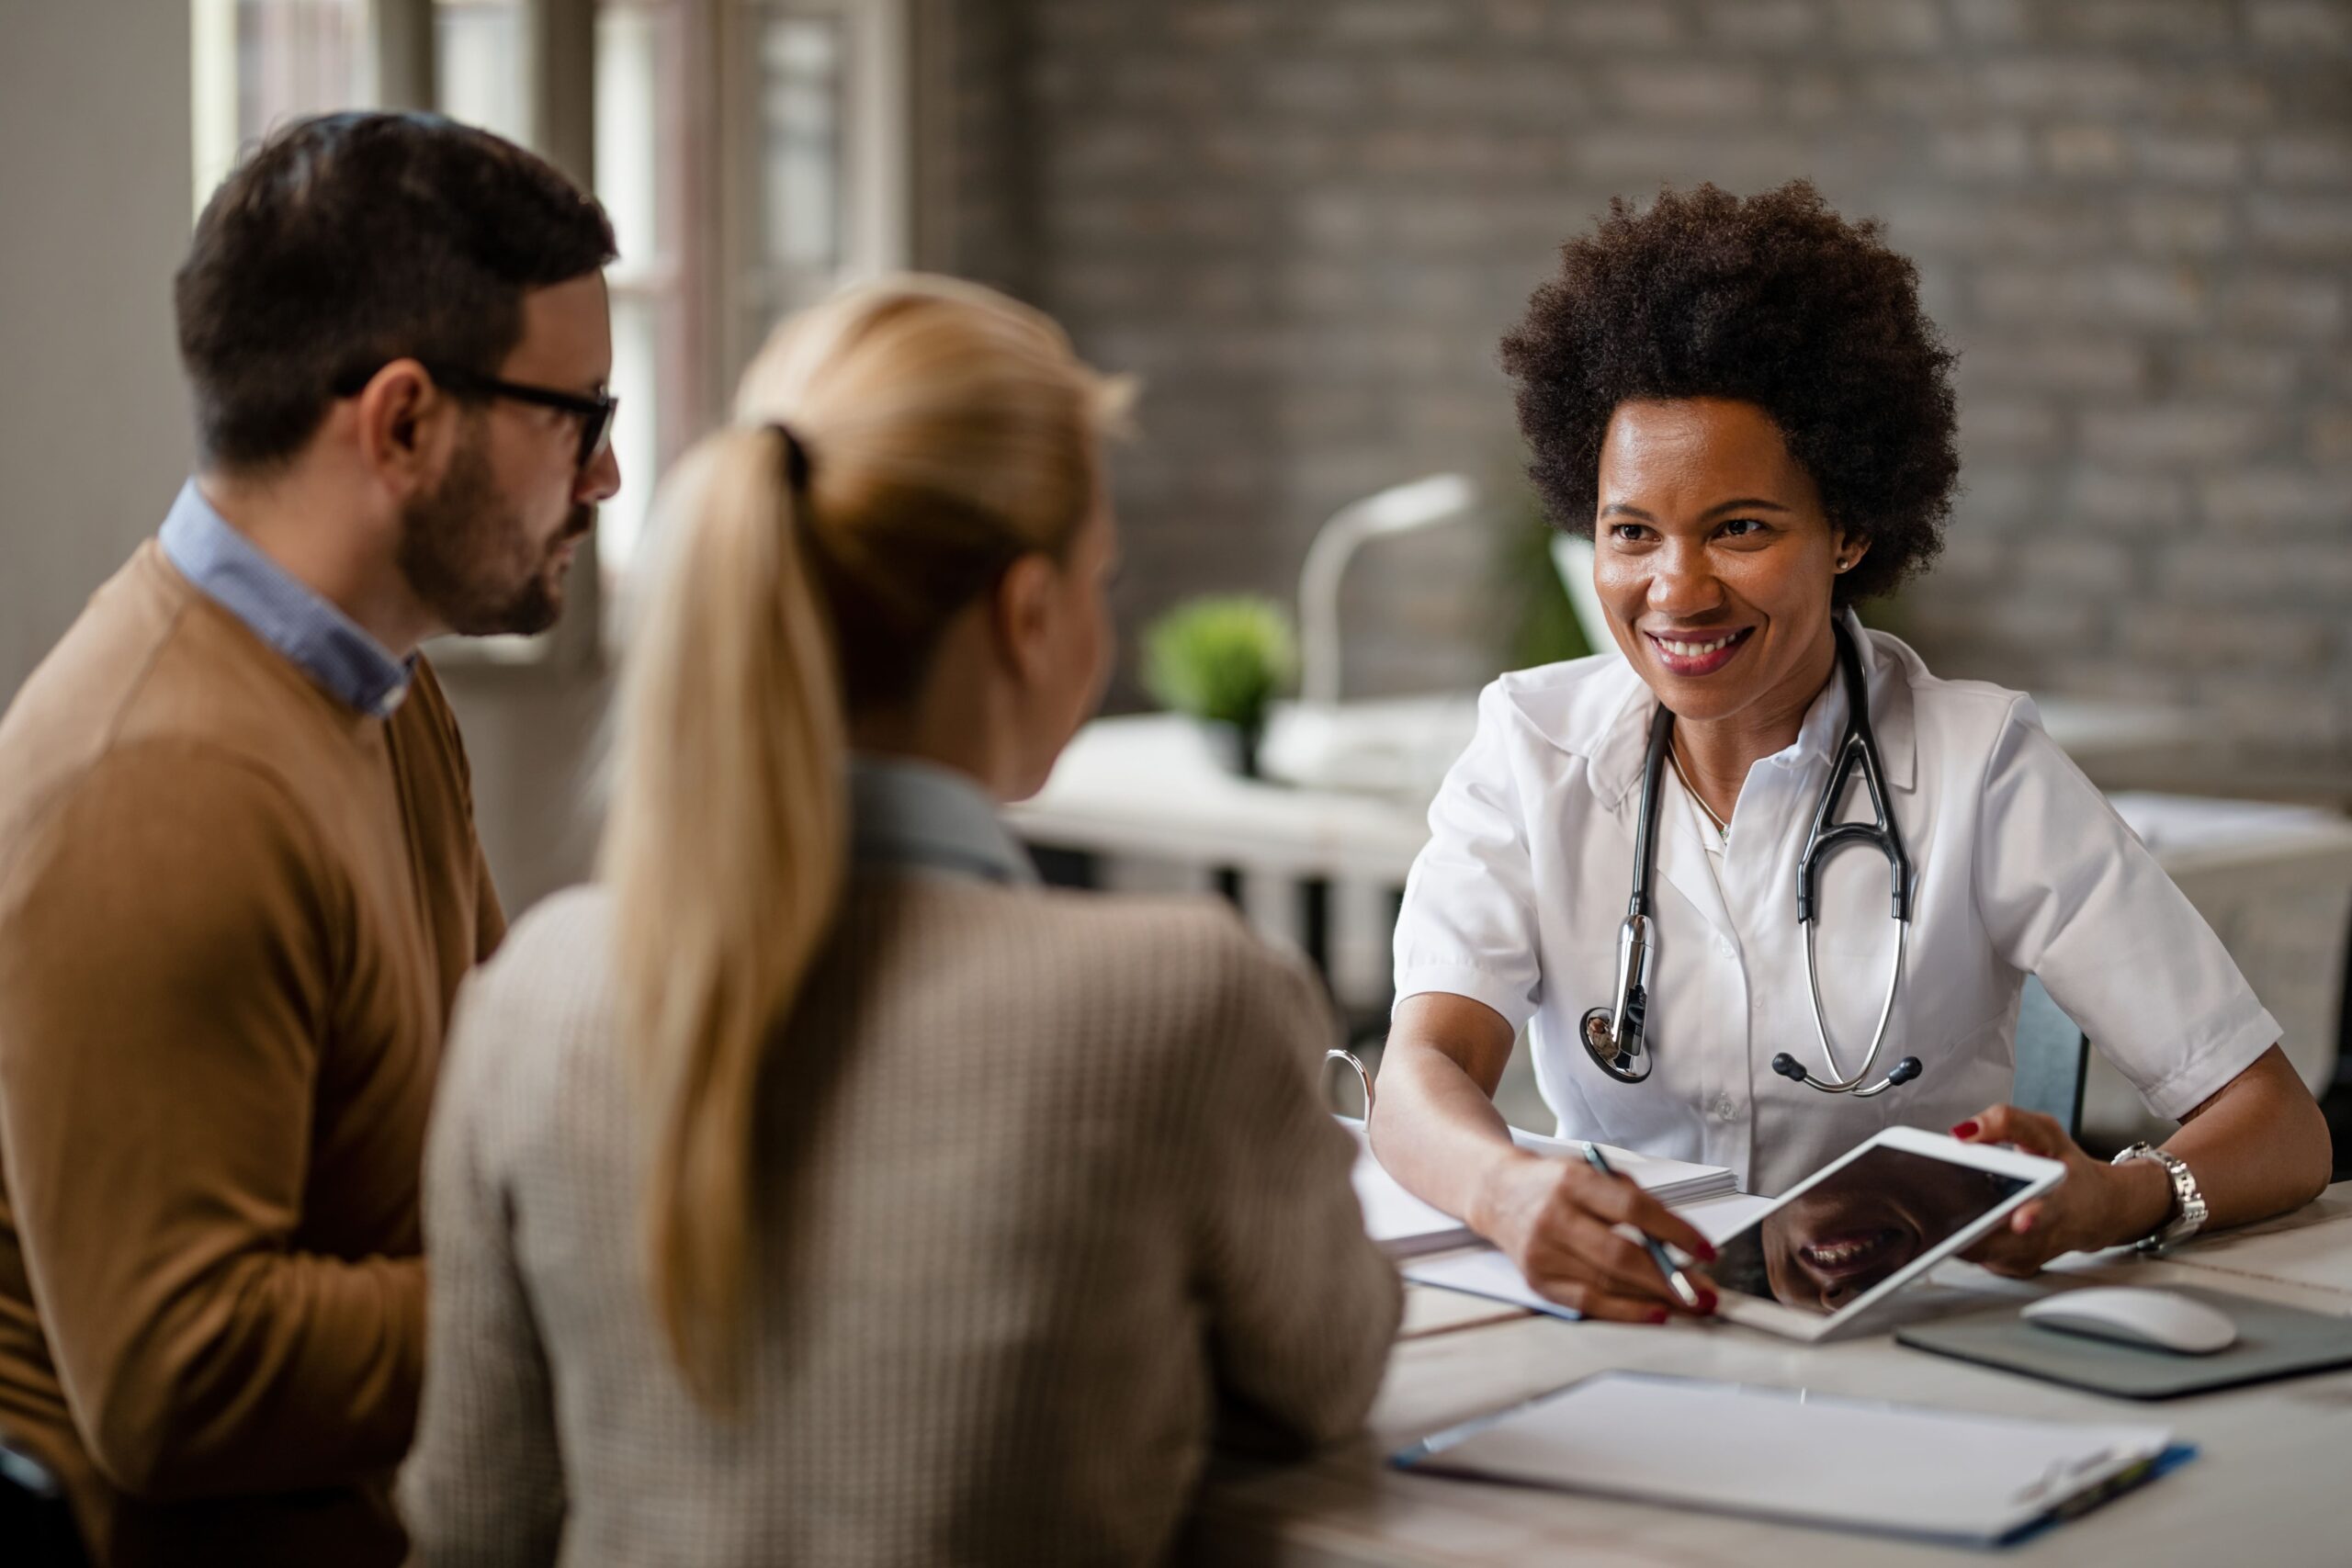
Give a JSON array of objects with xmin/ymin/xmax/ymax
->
[
  {"xmin": 1579, "ymin": 1142, "xmax": 1716, "ymax": 1317},
  {"xmin": 1471, "ymin": 1141, "xmax": 1719, "ymax": 1322}
]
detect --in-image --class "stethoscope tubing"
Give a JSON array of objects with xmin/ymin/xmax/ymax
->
[
  {"xmin": 1799, "ymin": 915, "xmax": 1909, "ymax": 1094},
  {"xmin": 1581, "ymin": 619, "xmax": 1920, "ymax": 1097}
]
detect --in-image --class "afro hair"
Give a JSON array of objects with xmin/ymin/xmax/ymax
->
[{"xmin": 1500, "ymin": 181, "xmax": 1960, "ymax": 604}]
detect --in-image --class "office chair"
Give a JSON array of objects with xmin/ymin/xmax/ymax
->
[
  {"xmin": 2013, "ymin": 974, "xmax": 2091, "ymax": 1142},
  {"xmin": 0, "ymin": 1438, "xmax": 88, "ymax": 1568}
]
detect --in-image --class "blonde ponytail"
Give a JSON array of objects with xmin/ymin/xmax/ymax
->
[
  {"xmin": 603, "ymin": 424, "xmax": 846, "ymax": 1405},
  {"xmin": 602, "ymin": 274, "xmax": 1128, "ymax": 1406}
]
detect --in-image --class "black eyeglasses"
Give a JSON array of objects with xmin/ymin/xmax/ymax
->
[{"xmin": 334, "ymin": 361, "xmax": 618, "ymax": 472}]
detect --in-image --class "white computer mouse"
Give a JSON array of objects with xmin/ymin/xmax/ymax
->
[{"xmin": 2021, "ymin": 1287, "xmax": 2237, "ymax": 1356}]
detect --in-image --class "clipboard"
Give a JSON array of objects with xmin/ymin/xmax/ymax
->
[{"xmin": 1392, "ymin": 1371, "xmax": 2191, "ymax": 1548}]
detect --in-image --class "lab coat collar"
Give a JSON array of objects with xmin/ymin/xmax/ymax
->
[{"xmin": 1575, "ymin": 610, "xmax": 1918, "ymax": 809}]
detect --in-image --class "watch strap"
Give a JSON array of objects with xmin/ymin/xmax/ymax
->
[{"xmin": 2110, "ymin": 1142, "xmax": 2207, "ymax": 1252}]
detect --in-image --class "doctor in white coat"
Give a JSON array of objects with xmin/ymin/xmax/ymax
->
[{"xmin": 1371, "ymin": 183, "xmax": 2333, "ymax": 1324}]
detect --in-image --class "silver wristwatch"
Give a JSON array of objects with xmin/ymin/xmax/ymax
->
[{"xmin": 2109, "ymin": 1143, "xmax": 2207, "ymax": 1253}]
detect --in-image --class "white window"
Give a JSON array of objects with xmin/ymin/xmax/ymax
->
[
  {"xmin": 192, "ymin": 0, "xmax": 379, "ymax": 215},
  {"xmin": 435, "ymin": 0, "xmax": 530, "ymax": 149},
  {"xmin": 589, "ymin": 0, "xmax": 696, "ymax": 589},
  {"xmin": 186, "ymin": 0, "xmax": 910, "ymax": 661}
]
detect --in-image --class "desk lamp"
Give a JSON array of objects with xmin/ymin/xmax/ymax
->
[
  {"xmin": 1263, "ymin": 473, "xmax": 1484, "ymax": 793},
  {"xmin": 1295, "ymin": 472, "xmax": 1482, "ymax": 707}
]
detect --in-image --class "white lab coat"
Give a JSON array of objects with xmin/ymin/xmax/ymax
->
[{"xmin": 1394, "ymin": 615, "xmax": 2278, "ymax": 1196}]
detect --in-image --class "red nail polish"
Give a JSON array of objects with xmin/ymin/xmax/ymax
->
[
  {"xmin": 1698, "ymin": 1240, "xmax": 1719, "ymax": 1262},
  {"xmin": 1647, "ymin": 1308, "xmax": 1669, "ymax": 1325},
  {"xmin": 1699, "ymin": 1290, "xmax": 1720, "ymax": 1315},
  {"xmin": 1951, "ymin": 1120, "xmax": 1980, "ymax": 1139}
]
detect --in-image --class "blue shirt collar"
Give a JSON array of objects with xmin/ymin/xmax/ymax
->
[
  {"xmin": 158, "ymin": 479, "xmax": 415, "ymax": 717},
  {"xmin": 849, "ymin": 755, "xmax": 1039, "ymax": 886}
]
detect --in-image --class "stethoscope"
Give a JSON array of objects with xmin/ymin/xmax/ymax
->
[{"xmin": 1580, "ymin": 618, "xmax": 1924, "ymax": 1098}]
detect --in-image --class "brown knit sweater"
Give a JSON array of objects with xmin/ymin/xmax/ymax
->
[
  {"xmin": 401, "ymin": 877, "xmax": 1400, "ymax": 1566},
  {"xmin": 0, "ymin": 543, "xmax": 503, "ymax": 1566}
]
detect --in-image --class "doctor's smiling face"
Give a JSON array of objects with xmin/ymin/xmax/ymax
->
[{"xmin": 1592, "ymin": 397, "xmax": 1867, "ymax": 732}]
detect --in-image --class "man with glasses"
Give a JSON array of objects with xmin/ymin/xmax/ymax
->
[{"xmin": 0, "ymin": 113, "xmax": 616, "ymax": 1566}]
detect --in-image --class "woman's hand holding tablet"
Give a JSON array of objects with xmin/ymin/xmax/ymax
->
[
  {"xmin": 1706, "ymin": 1127, "xmax": 2064, "ymax": 1342},
  {"xmin": 1949, "ymin": 1103, "xmax": 2174, "ymax": 1276}
]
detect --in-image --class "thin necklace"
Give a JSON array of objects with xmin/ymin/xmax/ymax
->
[{"xmin": 1667, "ymin": 737, "xmax": 1731, "ymax": 840}]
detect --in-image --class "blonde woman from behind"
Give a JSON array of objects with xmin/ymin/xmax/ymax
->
[{"xmin": 400, "ymin": 276, "xmax": 1401, "ymax": 1566}]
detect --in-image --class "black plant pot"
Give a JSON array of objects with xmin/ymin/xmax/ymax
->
[
  {"xmin": 1198, "ymin": 716, "xmax": 1267, "ymax": 781},
  {"xmin": 1235, "ymin": 719, "xmax": 1263, "ymax": 781}
]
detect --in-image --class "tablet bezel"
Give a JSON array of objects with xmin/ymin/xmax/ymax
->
[{"xmin": 1706, "ymin": 1126, "xmax": 2064, "ymax": 1342}]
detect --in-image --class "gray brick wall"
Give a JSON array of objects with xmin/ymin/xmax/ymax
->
[{"xmin": 922, "ymin": 0, "xmax": 2352, "ymax": 761}]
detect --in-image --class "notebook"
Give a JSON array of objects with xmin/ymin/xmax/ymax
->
[
  {"xmin": 1394, "ymin": 1371, "xmax": 2190, "ymax": 1548},
  {"xmin": 1340, "ymin": 1118, "xmax": 1736, "ymax": 1258}
]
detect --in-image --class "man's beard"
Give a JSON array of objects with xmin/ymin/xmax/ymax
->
[{"xmin": 396, "ymin": 430, "xmax": 590, "ymax": 638}]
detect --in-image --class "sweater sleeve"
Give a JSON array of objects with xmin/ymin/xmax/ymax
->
[
  {"xmin": 401, "ymin": 968, "xmax": 565, "ymax": 1567},
  {"xmin": 0, "ymin": 744, "xmax": 423, "ymax": 1501},
  {"xmin": 1191, "ymin": 937, "xmax": 1401, "ymax": 1454},
  {"xmin": 417, "ymin": 660, "xmax": 506, "ymax": 962}
]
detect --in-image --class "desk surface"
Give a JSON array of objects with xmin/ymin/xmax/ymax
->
[
  {"xmin": 1194, "ymin": 1184, "xmax": 2352, "ymax": 1568},
  {"xmin": 1009, "ymin": 712, "xmax": 1433, "ymax": 880}
]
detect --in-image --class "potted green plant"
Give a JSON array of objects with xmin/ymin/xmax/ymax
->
[
  {"xmin": 1493, "ymin": 471, "xmax": 1595, "ymax": 670},
  {"xmin": 1141, "ymin": 595, "xmax": 1297, "ymax": 780}
]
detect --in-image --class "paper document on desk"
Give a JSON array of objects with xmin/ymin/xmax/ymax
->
[
  {"xmin": 1395, "ymin": 1371, "xmax": 2188, "ymax": 1548},
  {"xmin": 1340, "ymin": 1119, "xmax": 1735, "ymax": 1258},
  {"xmin": 1401, "ymin": 1249, "xmax": 1583, "ymax": 1319},
  {"xmin": 1401, "ymin": 1192, "xmax": 1776, "ymax": 1316}
]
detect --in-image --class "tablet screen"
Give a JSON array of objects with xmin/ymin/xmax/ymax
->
[{"xmin": 1709, "ymin": 1145, "xmax": 2032, "ymax": 1315}]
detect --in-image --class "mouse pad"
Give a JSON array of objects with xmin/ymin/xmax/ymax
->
[{"xmin": 1896, "ymin": 1284, "xmax": 2352, "ymax": 1400}]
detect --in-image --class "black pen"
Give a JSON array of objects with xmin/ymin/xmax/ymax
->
[{"xmin": 1579, "ymin": 1141, "xmax": 1705, "ymax": 1312}]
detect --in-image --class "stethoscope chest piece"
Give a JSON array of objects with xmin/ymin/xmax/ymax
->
[
  {"xmin": 1581, "ymin": 1006, "xmax": 1647, "ymax": 1079},
  {"xmin": 1581, "ymin": 910, "xmax": 1656, "ymax": 1082}
]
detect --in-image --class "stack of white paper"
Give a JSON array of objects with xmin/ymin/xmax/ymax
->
[
  {"xmin": 1341, "ymin": 1119, "xmax": 1735, "ymax": 1258},
  {"xmin": 1397, "ymin": 1194, "xmax": 1776, "ymax": 1317}
]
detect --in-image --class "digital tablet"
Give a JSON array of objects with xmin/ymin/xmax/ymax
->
[{"xmin": 1702, "ymin": 1127, "xmax": 2064, "ymax": 1343}]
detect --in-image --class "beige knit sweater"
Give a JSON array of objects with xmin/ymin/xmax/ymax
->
[{"xmin": 401, "ymin": 875, "xmax": 1400, "ymax": 1566}]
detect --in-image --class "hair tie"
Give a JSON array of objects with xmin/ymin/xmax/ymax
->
[{"xmin": 768, "ymin": 422, "xmax": 814, "ymax": 493}]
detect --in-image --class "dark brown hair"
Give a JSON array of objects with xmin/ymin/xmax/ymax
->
[
  {"xmin": 1501, "ymin": 181, "xmax": 1960, "ymax": 604},
  {"xmin": 175, "ymin": 111, "xmax": 616, "ymax": 471}
]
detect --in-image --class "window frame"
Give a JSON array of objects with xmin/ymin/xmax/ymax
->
[
  {"xmin": 190, "ymin": 0, "xmax": 911, "ymax": 673},
  {"xmin": 713, "ymin": 0, "xmax": 910, "ymax": 394}
]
